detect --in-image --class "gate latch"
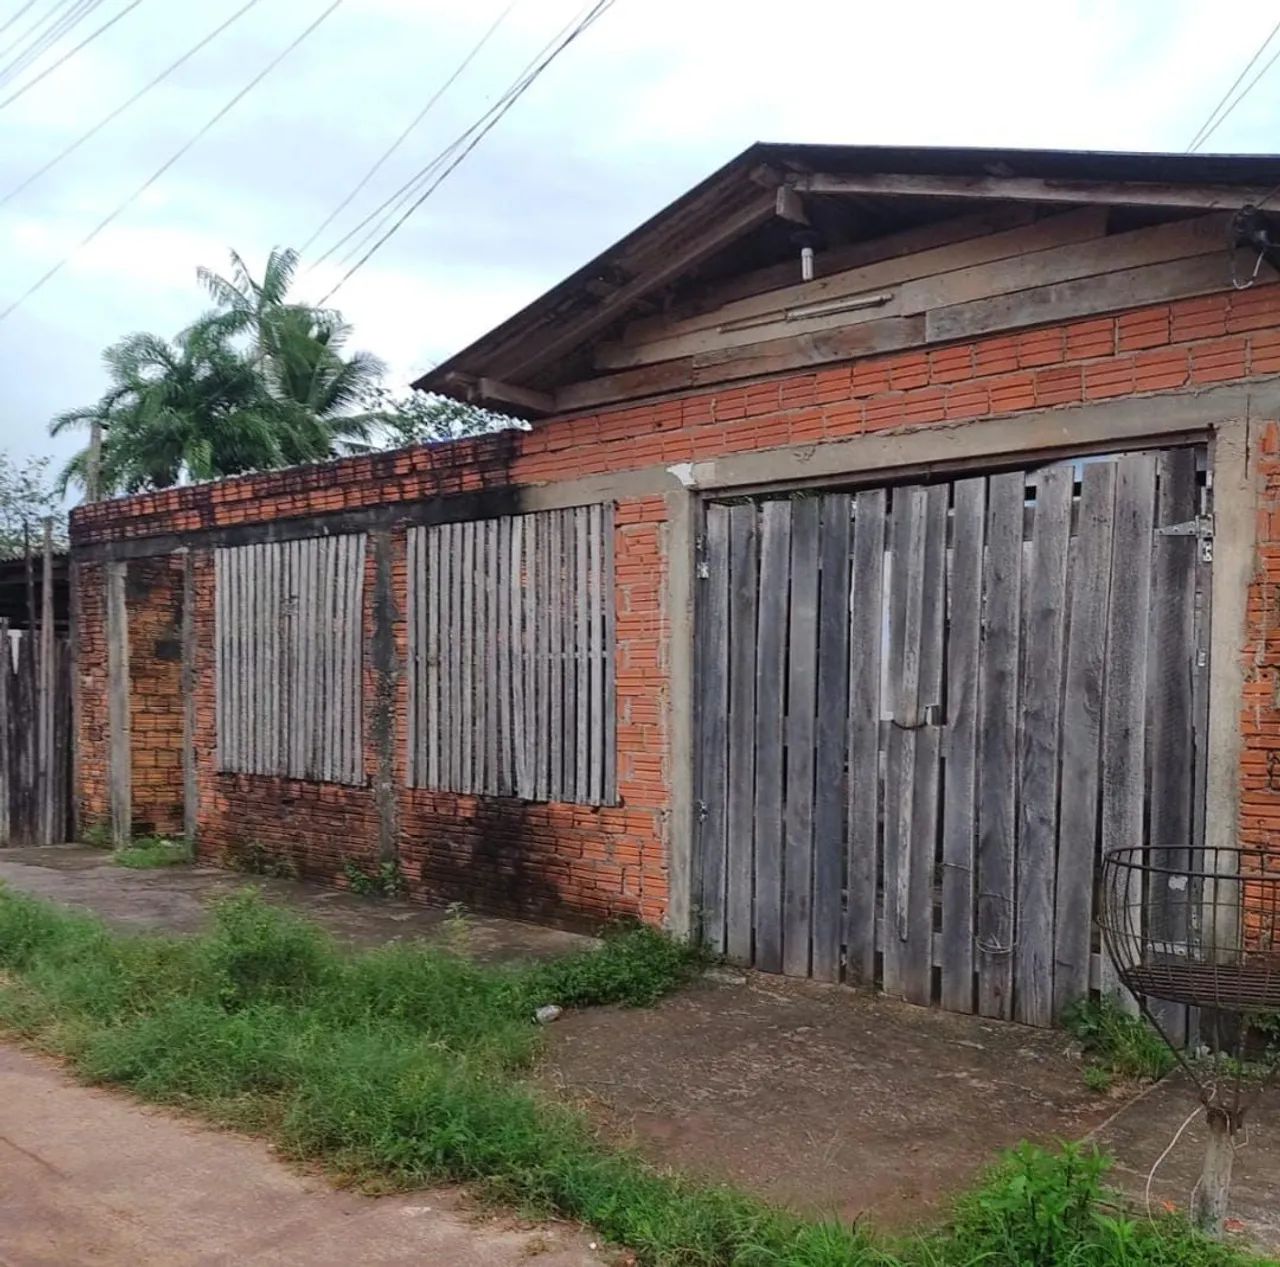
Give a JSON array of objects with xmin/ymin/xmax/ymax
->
[{"xmin": 1155, "ymin": 514, "xmax": 1214, "ymax": 563}]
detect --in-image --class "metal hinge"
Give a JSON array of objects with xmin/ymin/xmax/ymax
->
[
  {"xmin": 1156, "ymin": 514, "xmax": 1214, "ymax": 563},
  {"xmin": 695, "ymin": 532, "xmax": 710, "ymax": 579},
  {"xmin": 695, "ymin": 799, "xmax": 708, "ymax": 823}
]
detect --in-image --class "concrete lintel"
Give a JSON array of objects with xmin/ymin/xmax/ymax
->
[
  {"xmin": 663, "ymin": 486, "xmax": 698, "ymax": 940},
  {"xmin": 688, "ymin": 380, "xmax": 1280, "ymax": 493}
]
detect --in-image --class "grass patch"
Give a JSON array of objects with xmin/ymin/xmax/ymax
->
[
  {"xmin": 112, "ymin": 837, "xmax": 194, "ymax": 870},
  {"xmin": 1064, "ymin": 996, "xmax": 1176, "ymax": 1088},
  {"xmin": 0, "ymin": 886, "xmax": 1266, "ymax": 1267}
]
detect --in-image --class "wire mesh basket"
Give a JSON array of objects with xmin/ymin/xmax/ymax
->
[{"xmin": 1099, "ymin": 846, "xmax": 1280, "ymax": 1013}]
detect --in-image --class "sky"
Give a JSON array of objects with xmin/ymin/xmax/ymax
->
[{"xmin": 2, "ymin": 0, "xmax": 1280, "ymax": 490}]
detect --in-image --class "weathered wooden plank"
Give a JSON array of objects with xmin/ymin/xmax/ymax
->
[
  {"xmin": 976, "ymin": 471, "xmax": 1024, "ymax": 1020},
  {"xmin": 1015, "ymin": 464, "xmax": 1073, "ymax": 1027},
  {"xmin": 288, "ymin": 540, "xmax": 305, "ymax": 780},
  {"xmin": 496, "ymin": 516, "xmax": 513, "ymax": 795},
  {"xmin": 68, "ymin": 562, "xmax": 81, "ymax": 843},
  {"xmin": 38, "ymin": 520, "xmax": 55, "ymax": 843},
  {"xmin": 902, "ymin": 484, "xmax": 947, "ymax": 1006},
  {"xmin": 846, "ymin": 488, "xmax": 886, "ymax": 987},
  {"xmin": 607, "ymin": 208, "xmax": 1109, "ymax": 363},
  {"xmin": 0, "ymin": 618, "xmax": 10, "ymax": 843},
  {"xmin": 753, "ymin": 499, "xmax": 791, "ymax": 973},
  {"xmin": 349, "ymin": 536, "xmax": 367, "ymax": 784},
  {"xmin": 588, "ymin": 504, "xmax": 605, "ymax": 804},
  {"xmin": 533, "ymin": 514, "xmax": 550, "ymax": 802},
  {"xmin": 405, "ymin": 529, "xmax": 419, "ymax": 785},
  {"xmin": 297, "ymin": 539, "xmax": 316, "ymax": 779},
  {"xmin": 558, "ymin": 513, "xmax": 576, "ymax": 801},
  {"xmin": 485, "ymin": 518, "xmax": 500, "ymax": 796},
  {"xmin": 511, "ymin": 516, "xmax": 531, "ymax": 797},
  {"xmin": 602, "ymin": 503, "xmax": 617, "ymax": 804},
  {"xmin": 105, "ymin": 560, "xmax": 131, "ymax": 847},
  {"xmin": 1100, "ymin": 454, "xmax": 1157, "ymax": 1013},
  {"xmin": 927, "ymin": 252, "xmax": 1238, "ymax": 345},
  {"xmin": 574, "ymin": 507, "xmax": 590, "ymax": 803},
  {"xmin": 321, "ymin": 540, "xmax": 337, "ymax": 784},
  {"xmin": 670, "ymin": 204, "xmax": 1040, "ymax": 317},
  {"xmin": 725, "ymin": 502, "xmax": 759, "ymax": 965},
  {"xmin": 425, "ymin": 527, "xmax": 441, "ymax": 788},
  {"xmin": 783, "ymin": 496, "xmax": 820, "ymax": 978},
  {"xmin": 473, "ymin": 521, "xmax": 489, "ymax": 794},
  {"xmin": 448, "ymin": 522, "xmax": 464, "ymax": 792},
  {"xmin": 548, "ymin": 510, "xmax": 564, "ymax": 799},
  {"xmin": 811, "ymin": 493, "xmax": 851, "ymax": 982},
  {"xmin": 1147, "ymin": 447, "xmax": 1199, "ymax": 1045},
  {"xmin": 940, "ymin": 478, "xmax": 984, "ymax": 1013},
  {"xmin": 882, "ymin": 486, "xmax": 924, "ymax": 1000},
  {"xmin": 1054, "ymin": 462, "xmax": 1117, "ymax": 1016},
  {"xmin": 698, "ymin": 504, "xmax": 731, "ymax": 952},
  {"xmin": 461, "ymin": 521, "xmax": 476, "ymax": 793}
]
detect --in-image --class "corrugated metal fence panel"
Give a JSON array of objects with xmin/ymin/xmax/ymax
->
[
  {"xmin": 214, "ymin": 535, "xmax": 366, "ymax": 785},
  {"xmin": 406, "ymin": 505, "xmax": 616, "ymax": 805}
]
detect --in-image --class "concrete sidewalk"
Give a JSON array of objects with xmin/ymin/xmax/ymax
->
[
  {"xmin": 0, "ymin": 844, "xmax": 594, "ymax": 961},
  {"xmin": 0, "ymin": 1044, "xmax": 603, "ymax": 1267}
]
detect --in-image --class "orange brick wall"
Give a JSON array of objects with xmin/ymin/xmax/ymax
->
[{"xmin": 70, "ymin": 282, "xmax": 1280, "ymax": 927}]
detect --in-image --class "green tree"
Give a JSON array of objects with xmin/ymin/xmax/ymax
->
[
  {"xmin": 51, "ymin": 248, "xmax": 384, "ymax": 496},
  {"xmin": 0, "ymin": 451, "xmax": 65, "ymax": 557},
  {"xmin": 364, "ymin": 387, "xmax": 518, "ymax": 448}
]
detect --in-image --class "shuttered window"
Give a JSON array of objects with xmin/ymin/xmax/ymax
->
[
  {"xmin": 406, "ymin": 506, "xmax": 616, "ymax": 804},
  {"xmin": 214, "ymin": 536, "xmax": 366, "ymax": 784}
]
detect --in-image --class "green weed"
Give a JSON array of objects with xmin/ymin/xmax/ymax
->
[
  {"xmin": 223, "ymin": 839, "xmax": 299, "ymax": 880},
  {"xmin": 80, "ymin": 821, "xmax": 113, "ymax": 849},
  {"xmin": 342, "ymin": 858, "xmax": 406, "ymax": 899},
  {"xmin": 113, "ymin": 837, "xmax": 193, "ymax": 869},
  {"xmin": 0, "ymin": 889, "xmax": 1266, "ymax": 1267},
  {"xmin": 1063, "ymin": 996, "xmax": 1176, "ymax": 1086}
]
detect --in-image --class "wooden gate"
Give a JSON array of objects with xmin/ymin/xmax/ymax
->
[
  {"xmin": 0, "ymin": 623, "xmax": 73, "ymax": 846},
  {"xmin": 694, "ymin": 445, "xmax": 1210, "ymax": 1029}
]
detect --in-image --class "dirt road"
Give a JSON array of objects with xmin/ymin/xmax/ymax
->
[{"xmin": 0, "ymin": 1044, "xmax": 602, "ymax": 1267}]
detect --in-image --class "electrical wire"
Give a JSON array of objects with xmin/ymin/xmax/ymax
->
[
  {"xmin": 0, "ymin": 0, "xmax": 40, "ymax": 39},
  {"xmin": 0, "ymin": 0, "xmax": 345, "ymax": 325},
  {"xmin": 299, "ymin": 0, "xmax": 519, "ymax": 254},
  {"xmin": 312, "ymin": 0, "xmax": 614, "ymax": 298},
  {"xmin": 1, "ymin": 0, "xmax": 264, "ymax": 206},
  {"xmin": 0, "ymin": 0, "xmax": 102, "ymax": 88},
  {"xmin": 0, "ymin": 0, "xmax": 140, "ymax": 112},
  {"xmin": 316, "ymin": 0, "xmax": 616, "ymax": 304},
  {"xmin": 0, "ymin": 0, "xmax": 77, "ymax": 74},
  {"xmin": 1195, "ymin": 37, "xmax": 1280, "ymax": 152},
  {"xmin": 1186, "ymin": 16, "xmax": 1280, "ymax": 152},
  {"xmin": 307, "ymin": 0, "xmax": 596, "ymax": 273}
]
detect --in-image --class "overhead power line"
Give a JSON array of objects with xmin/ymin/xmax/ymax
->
[
  {"xmin": 0, "ymin": 0, "xmax": 141, "ymax": 113},
  {"xmin": 0, "ymin": 0, "xmax": 345, "ymax": 325},
  {"xmin": 310, "ymin": 1, "xmax": 590, "ymax": 275},
  {"xmin": 1, "ymin": 0, "xmax": 263, "ymax": 205},
  {"xmin": 312, "ymin": 0, "xmax": 616, "ymax": 303},
  {"xmin": 300, "ymin": 0, "xmax": 519, "ymax": 255},
  {"xmin": 0, "ymin": 1, "xmax": 40, "ymax": 39},
  {"xmin": 1187, "ymin": 15, "xmax": 1280, "ymax": 151},
  {"xmin": 0, "ymin": 0, "xmax": 104, "ymax": 88}
]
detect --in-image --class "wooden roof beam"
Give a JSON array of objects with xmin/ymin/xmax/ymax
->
[
  {"xmin": 789, "ymin": 172, "xmax": 1274, "ymax": 211},
  {"xmin": 496, "ymin": 188, "xmax": 782, "ymax": 384}
]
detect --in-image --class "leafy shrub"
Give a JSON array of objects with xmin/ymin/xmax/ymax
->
[
  {"xmin": 342, "ymin": 858, "xmax": 406, "ymax": 899},
  {"xmin": 1063, "ymin": 996, "xmax": 1175, "ymax": 1085}
]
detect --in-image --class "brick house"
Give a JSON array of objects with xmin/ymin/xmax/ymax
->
[{"xmin": 70, "ymin": 144, "xmax": 1280, "ymax": 1029}]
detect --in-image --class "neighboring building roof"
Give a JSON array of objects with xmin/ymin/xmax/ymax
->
[{"xmin": 414, "ymin": 142, "xmax": 1280, "ymax": 417}]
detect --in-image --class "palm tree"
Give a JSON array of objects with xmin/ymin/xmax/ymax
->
[
  {"xmin": 52, "ymin": 322, "xmax": 292, "ymax": 495},
  {"xmin": 52, "ymin": 248, "xmax": 385, "ymax": 497},
  {"xmin": 200, "ymin": 246, "xmax": 383, "ymax": 448}
]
